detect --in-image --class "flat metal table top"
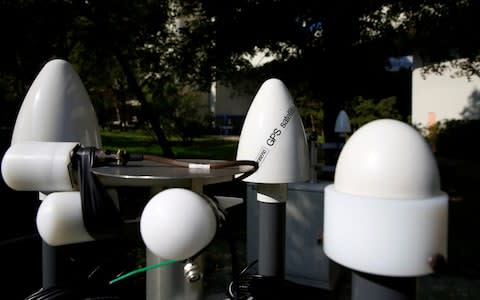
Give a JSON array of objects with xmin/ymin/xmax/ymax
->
[{"xmin": 92, "ymin": 159, "xmax": 253, "ymax": 187}]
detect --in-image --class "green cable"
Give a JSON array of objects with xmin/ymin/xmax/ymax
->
[{"xmin": 109, "ymin": 259, "xmax": 179, "ymax": 285}]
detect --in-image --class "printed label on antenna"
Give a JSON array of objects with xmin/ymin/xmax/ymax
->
[
  {"xmin": 256, "ymin": 147, "xmax": 270, "ymax": 166},
  {"xmin": 263, "ymin": 106, "xmax": 297, "ymax": 148}
]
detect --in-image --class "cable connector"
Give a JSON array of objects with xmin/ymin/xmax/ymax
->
[
  {"xmin": 184, "ymin": 260, "xmax": 203, "ymax": 283},
  {"xmin": 94, "ymin": 149, "xmax": 144, "ymax": 166}
]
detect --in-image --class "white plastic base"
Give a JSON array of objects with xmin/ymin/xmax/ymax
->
[
  {"xmin": 36, "ymin": 192, "xmax": 94, "ymax": 246},
  {"xmin": 1, "ymin": 142, "xmax": 78, "ymax": 192},
  {"xmin": 323, "ymin": 184, "xmax": 448, "ymax": 277}
]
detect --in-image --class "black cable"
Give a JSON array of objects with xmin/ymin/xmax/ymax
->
[
  {"xmin": 227, "ymin": 260, "xmax": 261, "ymax": 299},
  {"xmin": 73, "ymin": 146, "xmax": 123, "ymax": 240},
  {"xmin": 0, "ymin": 233, "xmax": 39, "ymax": 247},
  {"xmin": 240, "ymin": 260, "xmax": 258, "ymax": 276},
  {"xmin": 226, "ymin": 221, "xmax": 240, "ymax": 300},
  {"xmin": 25, "ymin": 286, "xmax": 77, "ymax": 300}
]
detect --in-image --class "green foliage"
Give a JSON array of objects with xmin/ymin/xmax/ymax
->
[
  {"xmin": 101, "ymin": 129, "xmax": 238, "ymax": 160},
  {"xmin": 0, "ymin": 75, "xmax": 23, "ymax": 128},
  {"xmin": 295, "ymin": 94, "xmax": 324, "ymax": 134},
  {"xmin": 161, "ymin": 89, "xmax": 210, "ymax": 143},
  {"xmin": 1, "ymin": 0, "xmax": 478, "ymax": 147},
  {"xmin": 346, "ymin": 96, "xmax": 403, "ymax": 129},
  {"xmin": 435, "ymin": 119, "xmax": 480, "ymax": 159},
  {"xmin": 396, "ymin": 1, "xmax": 480, "ymax": 75},
  {"xmin": 142, "ymin": 78, "xmax": 210, "ymax": 143}
]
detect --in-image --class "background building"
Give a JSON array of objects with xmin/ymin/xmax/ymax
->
[{"xmin": 412, "ymin": 56, "xmax": 480, "ymax": 129}]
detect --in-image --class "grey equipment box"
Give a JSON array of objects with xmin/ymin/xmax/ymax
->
[{"xmin": 246, "ymin": 181, "xmax": 342, "ymax": 290}]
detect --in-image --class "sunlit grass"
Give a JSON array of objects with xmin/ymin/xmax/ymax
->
[{"xmin": 100, "ymin": 129, "xmax": 239, "ymax": 160}]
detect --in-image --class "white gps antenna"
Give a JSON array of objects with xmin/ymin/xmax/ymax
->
[
  {"xmin": 236, "ymin": 78, "xmax": 309, "ymax": 278},
  {"xmin": 323, "ymin": 119, "xmax": 448, "ymax": 299}
]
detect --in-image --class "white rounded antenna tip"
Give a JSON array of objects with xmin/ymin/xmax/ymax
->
[
  {"xmin": 335, "ymin": 119, "xmax": 441, "ymax": 199},
  {"xmin": 11, "ymin": 59, "xmax": 101, "ymax": 147},
  {"xmin": 140, "ymin": 188, "xmax": 217, "ymax": 260},
  {"xmin": 236, "ymin": 78, "xmax": 309, "ymax": 183},
  {"xmin": 260, "ymin": 78, "xmax": 289, "ymax": 90},
  {"xmin": 334, "ymin": 110, "xmax": 351, "ymax": 133},
  {"xmin": 36, "ymin": 192, "xmax": 94, "ymax": 246},
  {"xmin": 323, "ymin": 119, "xmax": 448, "ymax": 276}
]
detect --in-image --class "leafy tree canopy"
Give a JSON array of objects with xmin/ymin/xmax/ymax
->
[{"xmin": 0, "ymin": 0, "xmax": 477, "ymax": 149}]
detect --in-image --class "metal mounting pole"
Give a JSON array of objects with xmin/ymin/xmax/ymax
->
[
  {"xmin": 257, "ymin": 184, "xmax": 287, "ymax": 277},
  {"xmin": 39, "ymin": 190, "xmax": 65, "ymax": 289},
  {"xmin": 41, "ymin": 242, "xmax": 65, "ymax": 288}
]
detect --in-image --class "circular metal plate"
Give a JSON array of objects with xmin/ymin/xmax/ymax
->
[{"xmin": 92, "ymin": 159, "xmax": 253, "ymax": 187}]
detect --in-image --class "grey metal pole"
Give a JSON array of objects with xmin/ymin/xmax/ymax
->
[
  {"xmin": 258, "ymin": 201, "xmax": 286, "ymax": 277},
  {"xmin": 257, "ymin": 184, "xmax": 287, "ymax": 277},
  {"xmin": 351, "ymin": 271, "xmax": 416, "ymax": 300},
  {"xmin": 42, "ymin": 242, "xmax": 64, "ymax": 288},
  {"xmin": 39, "ymin": 190, "xmax": 66, "ymax": 289},
  {"xmin": 309, "ymin": 132, "xmax": 318, "ymax": 183}
]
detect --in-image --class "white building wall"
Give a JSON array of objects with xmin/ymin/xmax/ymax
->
[
  {"xmin": 207, "ymin": 50, "xmax": 276, "ymax": 117},
  {"xmin": 200, "ymin": 82, "xmax": 255, "ymax": 117},
  {"xmin": 412, "ymin": 57, "xmax": 480, "ymax": 128},
  {"xmin": 215, "ymin": 83, "xmax": 253, "ymax": 116}
]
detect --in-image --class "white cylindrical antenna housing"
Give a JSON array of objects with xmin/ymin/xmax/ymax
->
[
  {"xmin": 323, "ymin": 119, "xmax": 448, "ymax": 277},
  {"xmin": 1, "ymin": 142, "xmax": 78, "ymax": 192},
  {"xmin": 36, "ymin": 192, "xmax": 94, "ymax": 246}
]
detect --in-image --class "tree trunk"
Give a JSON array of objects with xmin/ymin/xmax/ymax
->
[{"xmin": 114, "ymin": 51, "xmax": 175, "ymax": 158}]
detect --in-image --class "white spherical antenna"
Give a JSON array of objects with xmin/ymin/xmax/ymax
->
[{"xmin": 140, "ymin": 188, "xmax": 217, "ymax": 260}]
